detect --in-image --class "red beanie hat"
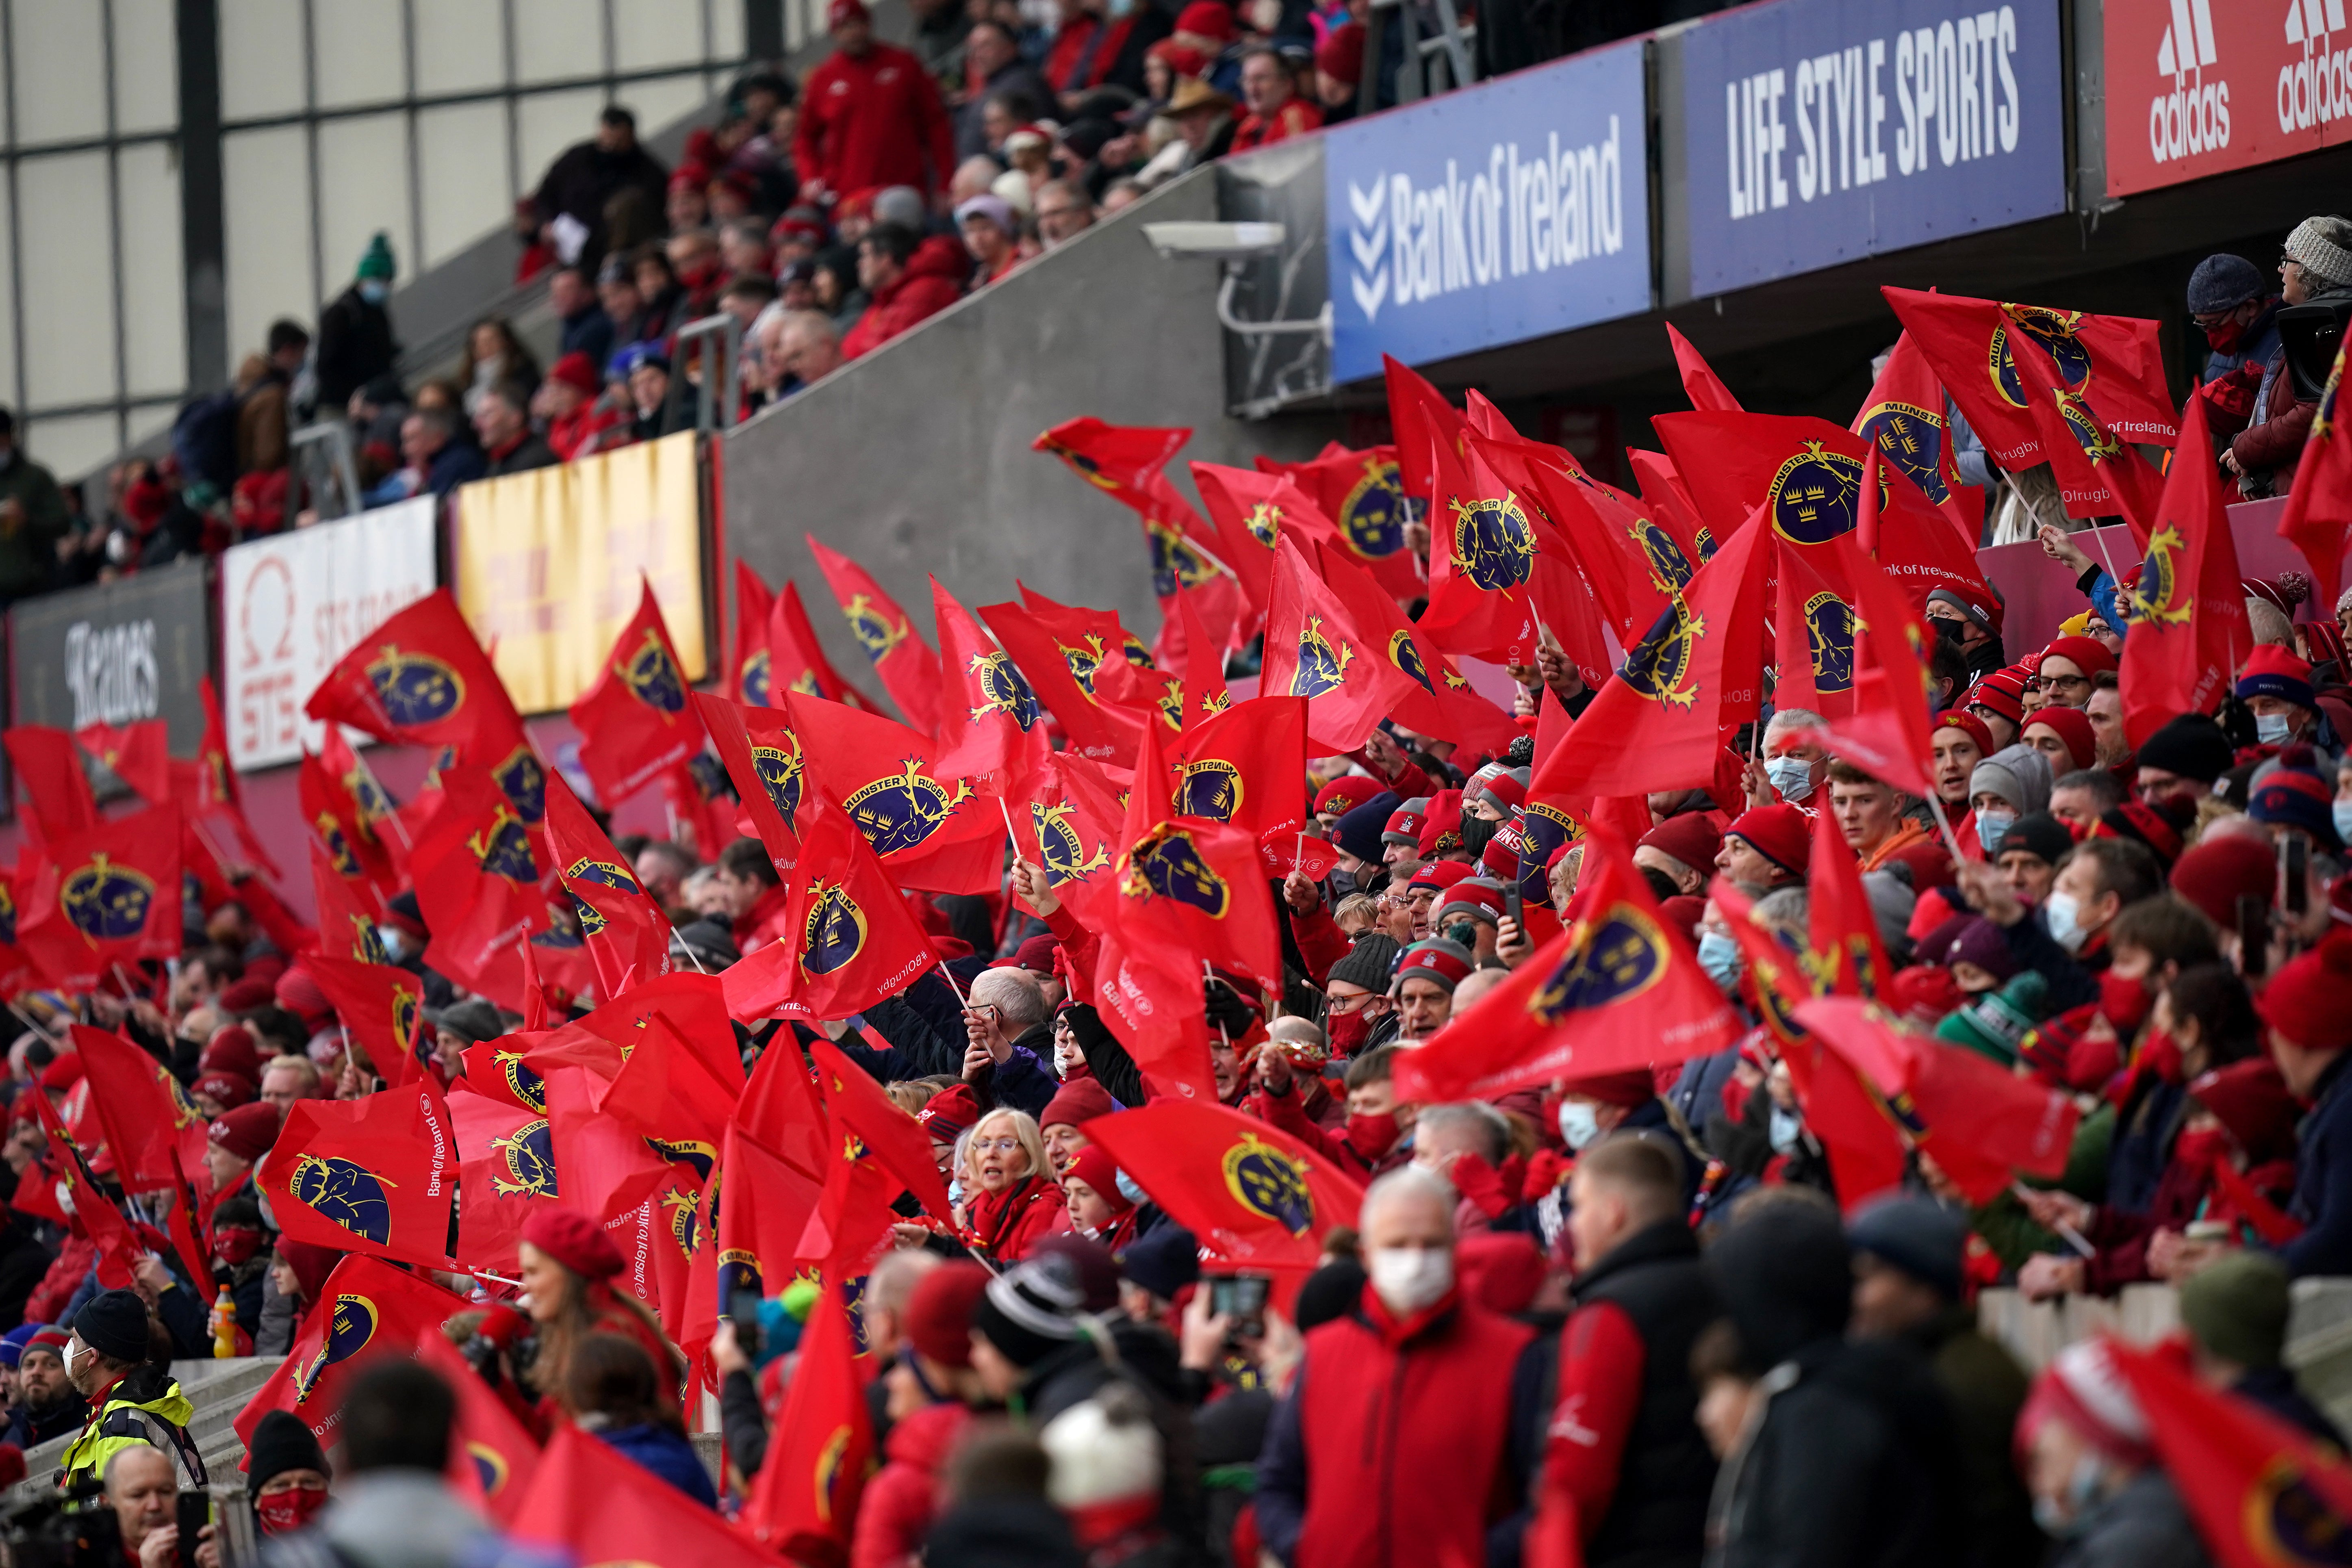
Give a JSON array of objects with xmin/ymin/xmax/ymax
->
[
  {"xmin": 207, "ymin": 1101, "xmax": 283, "ymax": 1162},
  {"xmin": 1638, "ymin": 813, "xmax": 1723, "ymax": 874},
  {"xmin": 521, "ymin": 1206, "xmax": 625, "ymax": 1281},
  {"xmin": 1040, "ymin": 1077, "xmax": 1117, "ymax": 1130},
  {"xmin": 194, "ymin": 1071, "xmax": 256, "ymax": 1111},
  {"xmin": 1933, "ymin": 709, "xmax": 1996, "ymax": 757},
  {"xmin": 2040, "ymin": 635, "xmax": 2117, "ymax": 680},
  {"xmin": 2259, "ymin": 939, "xmax": 2352, "ymax": 1054},
  {"xmin": 218, "ymin": 978, "xmax": 275, "ymax": 1014},
  {"xmin": 200, "ymin": 1027, "xmax": 262, "ymax": 1081},
  {"xmin": 549, "ymin": 352, "xmax": 599, "ymax": 397},
  {"xmin": 904, "ymin": 1262, "xmax": 992, "ymax": 1368},
  {"xmin": 2169, "ymin": 835, "xmax": 2276, "ymax": 928},
  {"xmin": 1313, "ymin": 776, "xmax": 1383, "ymax": 817},
  {"xmin": 1314, "ymin": 20, "xmax": 1366, "ymax": 85},
  {"xmin": 1174, "ymin": 0, "xmax": 1235, "ymax": 40},
  {"xmin": 2022, "ymin": 707, "xmax": 2097, "ymax": 774},
  {"xmin": 918, "ymin": 1083, "xmax": 981, "ymax": 1141},
  {"xmin": 1968, "ymin": 668, "xmax": 2029, "ymax": 727},
  {"xmin": 1723, "ymin": 803, "xmax": 1810, "ymax": 877},
  {"xmin": 273, "ymin": 967, "xmax": 330, "ymax": 1024},
  {"xmin": 1063, "ymin": 1145, "xmax": 1134, "ymax": 1214}
]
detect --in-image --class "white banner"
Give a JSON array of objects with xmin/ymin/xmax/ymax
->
[{"xmin": 220, "ymin": 496, "xmax": 440, "ymax": 772}]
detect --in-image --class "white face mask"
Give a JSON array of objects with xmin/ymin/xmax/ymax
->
[
  {"xmin": 1975, "ymin": 809, "xmax": 2016, "ymax": 854},
  {"xmin": 1768, "ymin": 1106, "xmax": 1803, "ymax": 1153},
  {"xmin": 2335, "ymin": 802, "xmax": 2352, "ymax": 844},
  {"xmin": 2044, "ymin": 889, "xmax": 2088, "ymax": 953},
  {"xmin": 61, "ymin": 1340, "xmax": 81, "ymax": 1379},
  {"xmin": 1367, "ymin": 1245, "xmax": 1454, "ymax": 1316},
  {"xmin": 1764, "ymin": 756, "xmax": 1816, "ymax": 803},
  {"xmin": 1557, "ymin": 1102, "xmax": 1602, "ymax": 1151},
  {"xmin": 1696, "ymin": 930, "xmax": 1741, "ymax": 991},
  {"xmin": 2255, "ymin": 712, "xmax": 2295, "ymax": 746}
]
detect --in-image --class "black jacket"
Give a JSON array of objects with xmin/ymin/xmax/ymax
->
[
  {"xmin": 531, "ymin": 140, "xmax": 669, "ymax": 269},
  {"xmin": 315, "ymin": 286, "xmax": 399, "ymax": 410}
]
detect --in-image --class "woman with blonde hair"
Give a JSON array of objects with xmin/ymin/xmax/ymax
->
[
  {"xmin": 517, "ymin": 1207, "xmax": 685, "ymax": 1424},
  {"xmin": 955, "ymin": 1107, "xmax": 1063, "ymax": 1262}
]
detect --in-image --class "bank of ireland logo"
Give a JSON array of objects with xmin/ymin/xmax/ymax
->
[
  {"xmin": 1345, "ymin": 177, "xmax": 1390, "ymax": 321},
  {"xmin": 1172, "ymin": 756, "xmax": 1243, "ymax": 822},
  {"xmin": 285, "ymin": 1155, "xmax": 397, "ymax": 1245},
  {"xmin": 1032, "ymin": 800, "xmax": 1111, "ymax": 887},
  {"xmin": 489, "ymin": 1119, "xmax": 558, "ymax": 1198},
  {"xmin": 1288, "ymin": 616, "xmax": 1355, "ymax": 699},
  {"xmin": 1121, "ymin": 824, "xmax": 1232, "ymax": 916},
  {"xmin": 1804, "ymin": 592, "xmax": 1856, "ymax": 694},
  {"xmin": 62, "ymin": 853, "xmax": 155, "ymax": 941},
  {"xmin": 846, "ymin": 759, "xmax": 973, "ymax": 855},
  {"xmin": 1447, "ymin": 490, "xmax": 1538, "ymax": 592},
  {"xmin": 1770, "ymin": 441, "xmax": 1865, "ymax": 544},
  {"xmin": 1628, "ymin": 516, "xmax": 1697, "ymax": 594},
  {"xmin": 1989, "ymin": 306, "xmax": 2092, "ymax": 407},
  {"xmin": 752, "ymin": 733, "xmax": 805, "ymax": 827},
  {"xmin": 837, "ymin": 594, "xmax": 904, "ymax": 665},
  {"xmin": 1859, "ymin": 400, "xmax": 1952, "ymax": 505},
  {"xmin": 1340, "ymin": 456, "xmax": 1408, "ymax": 559},
  {"xmin": 801, "ymin": 878, "xmax": 868, "ymax": 975},
  {"xmin": 1222, "ymin": 1133, "xmax": 1315, "ymax": 1235},
  {"xmin": 365, "ymin": 645, "xmax": 463, "ymax": 727},
  {"xmin": 294, "ymin": 1292, "xmax": 381, "ymax": 1404},
  {"xmin": 1621, "ymin": 596, "xmax": 1706, "ymax": 711},
  {"xmin": 967, "ymin": 650, "xmax": 1041, "ymax": 730},
  {"xmin": 2127, "ymin": 523, "xmax": 2194, "ymax": 629},
  {"xmin": 1527, "ymin": 902, "xmax": 1668, "ymax": 1023}
]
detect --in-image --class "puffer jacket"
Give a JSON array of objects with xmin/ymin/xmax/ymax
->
[
  {"xmin": 841, "ymin": 237, "xmax": 968, "ymax": 360},
  {"xmin": 853, "ymin": 1399, "xmax": 972, "ymax": 1568}
]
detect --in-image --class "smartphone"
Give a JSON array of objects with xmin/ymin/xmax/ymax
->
[
  {"xmin": 726, "ymin": 1290, "xmax": 764, "ymax": 1360},
  {"xmin": 2238, "ymin": 895, "xmax": 2270, "ymax": 979},
  {"xmin": 1504, "ymin": 885, "xmax": 1524, "ymax": 925},
  {"xmin": 2285, "ymin": 836, "xmax": 2309, "ymax": 917},
  {"xmin": 1209, "ymin": 1273, "xmax": 1270, "ymax": 1335},
  {"xmin": 176, "ymin": 1492, "xmax": 210, "ymax": 1568}
]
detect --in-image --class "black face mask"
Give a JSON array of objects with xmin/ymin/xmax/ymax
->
[
  {"xmin": 1933, "ymin": 618, "xmax": 1968, "ymax": 650},
  {"xmin": 1460, "ymin": 812, "xmax": 1499, "ymax": 862}
]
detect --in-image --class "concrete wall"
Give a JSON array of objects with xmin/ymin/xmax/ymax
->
[{"xmin": 718, "ymin": 168, "xmax": 1346, "ymax": 709}]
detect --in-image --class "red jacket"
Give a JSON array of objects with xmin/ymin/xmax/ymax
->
[
  {"xmin": 852, "ymin": 1400, "xmax": 970, "ymax": 1568},
  {"xmin": 1257, "ymin": 1288, "xmax": 1541, "ymax": 1568},
  {"xmin": 794, "ymin": 43, "xmax": 956, "ymax": 199},
  {"xmin": 841, "ymin": 236, "xmax": 968, "ymax": 360},
  {"xmin": 733, "ymin": 882, "xmax": 796, "ymax": 954},
  {"xmin": 962, "ymin": 1171, "xmax": 1063, "ymax": 1262},
  {"xmin": 1230, "ymin": 99, "xmax": 1324, "ymax": 153}
]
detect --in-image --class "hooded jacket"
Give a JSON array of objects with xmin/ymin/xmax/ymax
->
[
  {"xmin": 842, "ymin": 236, "xmax": 968, "ymax": 360},
  {"xmin": 56, "ymin": 1362, "xmax": 205, "ymax": 1498}
]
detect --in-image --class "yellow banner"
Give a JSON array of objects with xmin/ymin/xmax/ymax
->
[{"xmin": 453, "ymin": 431, "xmax": 707, "ymax": 714}]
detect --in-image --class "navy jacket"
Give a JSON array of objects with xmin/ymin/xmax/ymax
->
[{"xmin": 2286, "ymin": 1055, "xmax": 2352, "ymax": 1277}]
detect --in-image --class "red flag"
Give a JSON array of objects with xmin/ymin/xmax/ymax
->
[
  {"xmin": 737, "ymin": 1025, "xmax": 832, "ymax": 1177},
  {"xmin": 182, "ymin": 675, "xmax": 281, "ymax": 881},
  {"xmin": 301, "ymin": 747, "xmax": 397, "ymax": 905},
  {"xmin": 1666, "ymin": 324, "xmax": 1742, "ymax": 412},
  {"xmin": 2011, "ymin": 336, "xmax": 2168, "ymax": 544},
  {"xmin": 1164, "ymin": 695, "xmax": 1311, "ymax": 876},
  {"xmin": 2278, "ymin": 338, "xmax": 2352, "ymax": 612},
  {"xmin": 1081, "ymin": 1100, "xmax": 1363, "ymax": 1270},
  {"xmin": 29, "ymin": 1089, "xmax": 140, "ymax": 1285},
  {"xmin": 1090, "ymin": 926, "xmax": 1216, "ymax": 1104},
  {"xmin": 417, "ymin": 1329, "xmax": 542, "ymax": 1524},
  {"xmin": 783, "ymin": 691, "xmax": 1004, "ymax": 895},
  {"xmin": 1394, "ymin": 830, "xmax": 1739, "ymax": 1103},
  {"xmin": 805, "ymin": 535, "xmax": 945, "ymax": 734},
  {"xmin": 1819, "ymin": 514, "xmax": 1940, "ymax": 801},
  {"xmin": 729, "ymin": 559, "xmax": 778, "ymax": 706},
  {"xmin": 1773, "ymin": 538, "xmax": 1855, "ymax": 719},
  {"xmin": 510, "ymin": 1425, "xmax": 777, "ymax": 1568},
  {"xmin": 1190, "ymin": 460, "xmax": 1338, "ymax": 622},
  {"xmin": 1528, "ymin": 510, "xmax": 1769, "ymax": 798},
  {"xmin": 68, "ymin": 1024, "xmax": 209, "ymax": 1195},
  {"xmin": 1880, "ymin": 286, "xmax": 2178, "ymax": 464},
  {"xmin": 1852, "ymin": 332, "xmax": 1983, "ymax": 546},
  {"xmin": 568, "ymin": 578, "xmax": 706, "ymax": 808},
  {"xmin": 1113, "ymin": 715, "xmax": 1284, "ymax": 991},
  {"xmin": 1316, "ymin": 546, "xmax": 1518, "ymax": 757},
  {"xmin": 448, "ymin": 1084, "xmax": 559, "ymax": 1269},
  {"xmin": 1172, "ymin": 590, "xmax": 1233, "ymax": 731},
  {"xmin": 1419, "ymin": 432, "xmax": 1546, "ymax": 665},
  {"xmin": 74, "ymin": 720, "xmax": 169, "ymax": 805},
  {"xmin": 1009, "ymin": 749, "xmax": 1128, "ymax": 929},
  {"xmin": 16, "ymin": 805, "xmax": 183, "ymax": 987},
  {"xmin": 2120, "ymin": 396, "xmax": 2252, "ymax": 747},
  {"xmin": 662, "ymin": 753, "xmax": 744, "ymax": 866},
  {"xmin": 256, "ymin": 1084, "xmax": 456, "ymax": 1268},
  {"xmin": 979, "ymin": 598, "xmax": 1145, "ymax": 763},
  {"xmin": 2108, "ymin": 1336, "xmax": 2352, "ymax": 1568},
  {"xmin": 410, "ymin": 766, "xmax": 551, "ymax": 1006},
  {"xmin": 306, "ymin": 589, "xmax": 528, "ymax": 756},
  {"xmin": 3, "ymin": 726, "xmax": 98, "ymax": 842},
  {"xmin": 720, "ymin": 784, "xmax": 939, "ymax": 1024},
  {"xmin": 739, "ymin": 1287, "xmax": 875, "ymax": 1559},
  {"xmin": 768, "ymin": 578, "xmax": 880, "ymax": 711},
  {"xmin": 803, "ymin": 1037, "xmax": 956, "ymax": 1269},
  {"xmin": 1268, "ymin": 442, "xmax": 1425, "ymax": 598},
  {"xmin": 309, "ymin": 955, "xmax": 431, "ymax": 1088},
  {"xmin": 931, "ymin": 578, "xmax": 1050, "ymax": 792},
  {"xmin": 544, "ymin": 773, "xmax": 675, "ymax": 998},
  {"xmin": 308, "ymin": 841, "xmax": 391, "ymax": 957},
  {"xmin": 230, "ymin": 1256, "xmax": 473, "ymax": 1451},
  {"xmin": 542, "ymin": 1065, "xmax": 674, "ymax": 1223},
  {"xmin": 1805, "ymin": 802, "xmax": 1893, "ymax": 1001},
  {"xmin": 1261, "ymin": 538, "xmax": 1419, "ymax": 753},
  {"xmin": 714, "ymin": 1120, "xmax": 826, "ymax": 1301},
  {"xmin": 691, "ymin": 690, "xmax": 803, "ymax": 873}
]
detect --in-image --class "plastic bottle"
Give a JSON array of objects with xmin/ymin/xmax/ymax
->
[{"xmin": 210, "ymin": 1286, "xmax": 237, "ymax": 1358}]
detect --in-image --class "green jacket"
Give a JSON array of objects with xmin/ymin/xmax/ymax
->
[
  {"xmin": 0, "ymin": 451, "xmax": 67, "ymax": 599},
  {"xmin": 56, "ymin": 1363, "xmax": 205, "ymax": 1500}
]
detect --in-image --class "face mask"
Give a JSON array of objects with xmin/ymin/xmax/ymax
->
[
  {"xmin": 214, "ymin": 1226, "xmax": 263, "ymax": 1267},
  {"xmin": 1933, "ymin": 618, "xmax": 1968, "ymax": 650},
  {"xmin": 946, "ymin": 1175, "xmax": 965, "ymax": 1207},
  {"xmin": 2337, "ymin": 802, "xmax": 2352, "ymax": 844},
  {"xmin": 1764, "ymin": 756, "xmax": 1816, "ymax": 803},
  {"xmin": 1697, "ymin": 930, "xmax": 1742, "ymax": 991},
  {"xmin": 2044, "ymin": 889, "xmax": 2089, "ymax": 954},
  {"xmin": 1768, "ymin": 1106, "xmax": 1803, "ymax": 1154},
  {"xmin": 61, "ymin": 1340, "xmax": 80, "ymax": 1379},
  {"xmin": 1326, "ymin": 1007, "xmax": 1372, "ymax": 1057},
  {"xmin": 1976, "ymin": 809, "xmax": 2016, "ymax": 854},
  {"xmin": 2098, "ymin": 971, "xmax": 2152, "ymax": 1037},
  {"xmin": 2137, "ymin": 1026, "xmax": 2183, "ymax": 1087},
  {"xmin": 2203, "ymin": 316, "xmax": 2247, "ymax": 354},
  {"xmin": 1115, "ymin": 1169, "xmax": 1149, "ymax": 1207},
  {"xmin": 256, "ymin": 1486, "xmax": 329, "ymax": 1535},
  {"xmin": 1557, "ymin": 1102, "xmax": 1602, "ymax": 1151},
  {"xmin": 358, "ymin": 280, "xmax": 388, "ymax": 305},
  {"xmin": 2255, "ymin": 712, "xmax": 2295, "ymax": 746},
  {"xmin": 1346, "ymin": 1110, "xmax": 1399, "ymax": 1159},
  {"xmin": 2033, "ymin": 1452, "xmax": 2110, "ymax": 1538},
  {"xmin": 2172, "ymin": 1125, "xmax": 2229, "ymax": 1174},
  {"xmin": 1366, "ymin": 1245, "xmax": 1454, "ymax": 1316},
  {"xmin": 378, "ymin": 926, "xmax": 411, "ymax": 964}
]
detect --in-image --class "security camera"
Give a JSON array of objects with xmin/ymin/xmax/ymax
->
[{"xmin": 1141, "ymin": 221, "xmax": 1287, "ymax": 262}]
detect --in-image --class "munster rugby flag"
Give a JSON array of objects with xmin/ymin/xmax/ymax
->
[
  {"xmin": 449, "ymin": 1084, "xmax": 558, "ymax": 1270},
  {"xmin": 1417, "ymin": 426, "xmax": 1544, "ymax": 665},
  {"xmin": 300, "ymin": 747, "xmax": 395, "ymax": 906},
  {"xmin": 1261, "ymin": 442, "xmax": 1424, "ymax": 599},
  {"xmin": 713, "ymin": 1122, "xmax": 826, "ymax": 1305},
  {"xmin": 1163, "ymin": 695, "xmax": 1309, "ymax": 875},
  {"xmin": 409, "ymin": 766, "xmax": 550, "ymax": 1008},
  {"xmin": 307, "ymin": 590, "xmax": 524, "ymax": 755},
  {"xmin": 258, "ymin": 1084, "xmax": 456, "ymax": 1267},
  {"xmin": 231, "ymin": 1256, "xmax": 473, "ymax": 1451},
  {"xmin": 74, "ymin": 719, "xmax": 168, "ymax": 805},
  {"xmin": 2120, "ymin": 397, "xmax": 2252, "ymax": 747},
  {"xmin": 1818, "ymin": 514, "xmax": 1939, "ymax": 802},
  {"xmin": 1112, "ymin": 716, "xmax": 1282, "ymax": 991},
  {"xmin": 1261, "ymin": 538, "xmax": 1416, "ymax": 753},
  {"xmin": 511, "ymin": 1425, "xmax": 776, "ymax": 1568},
  {"xmin": 16, "ymin": 805, "xmax": 181, "ymax": 988},
  {"xmin": 1852, "ymin": 332, "xmax": 1982, "ymax": 546},
  {"xmin": 2279, "ymin": 339, "xmax": 2352, "ymax": 610},
  {"xmin": 1082, "ymin": 1100, "xmax": 1363, "ymax": 1271},
  {"xmin": 768, "ymin": 578, "xmax": 878, "ymax": 710},
  {"xmin": 1772, "ymin": 538, "xmax": 1855, "ymax": 720},
  {"xmin": 416, "ymin": 1330, "xmax": 542, "ymax": 1526},
  {"xmin": 742, "ymin": 1283, "xmax": 874, "ymax": 1561},
  {"xmin": 809, "ymin": 1035, "xmax": 957, "ymax": 1229},
  {"xmin": 783, "ymin": 692, "xmax": 1003, "ymax": 895},
  {"xmin": 1393, "ymin": 829, "xmax": 1739, "ymax": 1104},
  {"xmin": 805, "ymin": 536, "xmax": 943, "ymax": 735},
  {"xmin": 730, "ymin": 560, "xmax": 778, "ymax": 706},
  {"xmin": 68, "ymin": 1024, "xmax": 208, "ymax": 1194},
  {"xmin": 1189, "ymin": 460, "xmax": 1338, "ymax": 621},
  {"xmin": 979, "ymin": 598, "xmax": 1142, "ymax": 763},
  {"xmin": 932, "ymin": 578, "xmax": 1048, "ymax": 792},
  {"xmin": 308, "ymin": 955, "xmax": 430, "ymax": 1087},
  {"xmin": 1666, "ymin": 323, "xmax": 1742, "ymax": 412},
  {"xmin": 568, "ymin": 579, "xmax": 705, "ymax": 808},
  {"xmin": 692, "ymin": 691, "xmax": 803, "ymax": 873},
  {"xmin": 1315, "ymin": 546, "xmax": 1516, "ymax": 757},
  {"xmin": 1010, "ymin": 749, "xmax": 1127, "ymax": 929},
  {"xmin": 544, "ymin": 773, "xmax": 674, "ymax": 997}
]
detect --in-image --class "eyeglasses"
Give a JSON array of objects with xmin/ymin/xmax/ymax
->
[
  {"xmin": 970, "ymin": 1136, "xmax": 1024, "ymax": 1154},
  {"xmin": 2033, "ymin": 673, "xmax": 2090, "ymax": 692}
]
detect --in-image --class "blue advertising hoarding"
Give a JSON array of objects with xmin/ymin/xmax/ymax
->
[
  {"xmin": 1677, "ymin": 0, "xmax": 2066, "ymax": 297},
  {"xmin": 1324, "ymin": 39, "xmax": 1651, "ymax": 384}
]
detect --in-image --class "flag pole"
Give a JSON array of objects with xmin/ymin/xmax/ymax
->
[
  {"xmin": 1924, "ymin": 790, "xmax": 1969, "ymax": 867},
  {"xmin": 5, "ymin": 1003, "xmax": 59, "ymax": 1049}
]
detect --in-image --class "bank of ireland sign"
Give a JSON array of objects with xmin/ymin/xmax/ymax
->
[{"xmin": 1324, "ymin": 37, "xmax": 1652, "ymax": 385}]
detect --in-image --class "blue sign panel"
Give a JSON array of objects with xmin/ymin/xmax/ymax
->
[
  {"xmin": 1678, "ymin": 0, "xmax": 2066, "ymax": 297},
  {"xmin": 1324, "ymin": 39, "xmax": 1651, "ymax": 385}
]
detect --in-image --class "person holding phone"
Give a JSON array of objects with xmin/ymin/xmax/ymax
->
[{"xmin": 103, "ymin": 1447, "xmax": 182, "ymax": 1568}]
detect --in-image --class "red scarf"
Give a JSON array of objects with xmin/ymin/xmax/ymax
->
[{"xmin": 965, "ymin": 1171, "xmax": 1046, "ymax": 1254}]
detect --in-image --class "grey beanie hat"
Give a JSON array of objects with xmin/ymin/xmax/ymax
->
[
  {"xmin": 2186, "ymin": 253, "xmax": 2266, "ymax": 315},
  {"xmin": 2285, "ymin": 216, "xmax": 2352, "ymax": 288}
]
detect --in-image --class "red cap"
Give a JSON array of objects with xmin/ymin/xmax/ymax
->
[
  {"xmin": 1968, "ymin": 669, "xmax": 2029, "ymax": 727},
  {"xmin": 207, "ymin": 1101, "xmax": 282, "ymax": 1162},
  {"xmin": 200, "ymin": 1027, "xmax": 261, "ymax": 1081},
  {"xmin": 274, "ymin": 966, "xmax": 330, "ymax": 1023},
  {"xmin": 2041, "ymin": 635, "xmax": 2118, "ymax": 680},
  {"xmin": 549, "ymin": 352, "xmax": 598, "ymax": 396},
  {"xmin": 1314, "ymin": 21, "xmax": 1366, "ymax": 84},
  {"xmin": 827, "ymin": 0, "xmax": 870, "ymax": 26},
  {"xmin": 219, "ymin": 978, "xmax": 275, "ymax": 1014},
  {"xmin": 1174, "ymin": 0, "xmax": 1235, "ymax": 40},
  {"xmin": 1723, "ymin": 803, "xmax": 1809, "ymax": 877},
  {"xmin": 1933, "ymin": 710, "xmax": 1996, "ymax": 757},
  {"xmin": 1063, "ymin": 1145, "xmax": 1134, "ymax": 1213},
  {"xmin": 1314, "ymin": 776, "xmax": 1383, "ymax": 816},
  {"xmin": 2189, "ymin": 1058, "xmax": 2300, "ymax": 1164},
  {"xmin": 2259, "ymin": 939, "xmax": 2352, "ymax": 1054},
  {"xmin": 904, "ymin": 1262, "xmax": 992, "ymax": 1368},
  {"xmin": 521, "ymin": 1206, "xmax": 625, "ymax": 1281},
  {"xmin": 919, "ymin": 1083, "xmax": 981, "ymax": 1141},
  {"xmin": 1638, "ymin": 813, "xmax": 1722, "ymax": 873},
  {"xmin": 2023, "ymin": 707, "xmax": 2097, "ymax": 774}
]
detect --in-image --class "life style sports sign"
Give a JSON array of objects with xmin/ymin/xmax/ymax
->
[
  {"xmin": 1677, "ymin": 0, "xmax": 2066, "ymax": 296},
  {"xmin": 1323, "ymin": 37, "xmax": 1652, "ymax": 384},
  {"xmin": 2104, "ymin": 0, "xmax": 2352, "ymax": 196}
]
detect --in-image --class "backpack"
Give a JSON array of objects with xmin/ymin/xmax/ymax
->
[{"xmin": 170, "ymin": 386, "xmax": 241, "ymax": 492}]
